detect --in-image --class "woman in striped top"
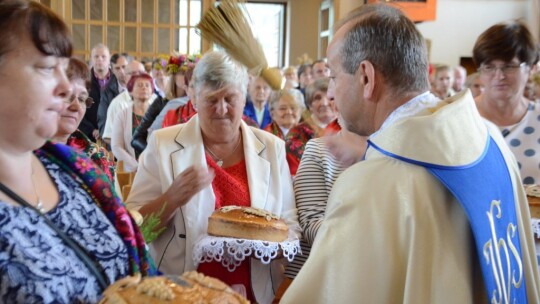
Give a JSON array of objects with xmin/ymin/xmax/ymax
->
[{"xmin": 273, "ymin": 127, "xmax": 367, "ymax": 301}]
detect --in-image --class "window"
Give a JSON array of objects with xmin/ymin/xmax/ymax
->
[
  {"xmin": 243, "ymin": 2, "xmax": 285, "ymax": 68},
  {"xmin": 319, "ymin": 0, "xmax": 333, "ymax": 59},
  {"xmin": 61, "ymin": 0, "xmax": 202, "ymax": 60},
  {"xmin": 212, "ymin": 1, "xmax": 286, "ymax": 68}
]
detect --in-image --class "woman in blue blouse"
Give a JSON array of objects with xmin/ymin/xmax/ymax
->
[{"xmin": 0, "ymin": 2, "xmax": 155, "ymax": 303}]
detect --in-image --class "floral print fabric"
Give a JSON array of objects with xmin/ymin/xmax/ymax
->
[
  {"xmin": 0, "ymin": 155, "xmax": 129, "ymax": 303},
  {"xmin": 67, "ymin": 130, "xmax": 114, "ymax": 182}
]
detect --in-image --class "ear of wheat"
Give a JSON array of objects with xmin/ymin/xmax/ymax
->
[{"xmin": 196, "ymin": 0, "xmax": 283, "ymax": 90}]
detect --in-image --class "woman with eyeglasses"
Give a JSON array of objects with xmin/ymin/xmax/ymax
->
[
  {"xmin": 0, "ymin": 1, "xmax": 156, "ymax": 302},
  {"xmin": 52, "ymin": 57, "xmax": 115, "ymax": 182},
  {"xmin": 473, "ymin": 21, "xmax": 540, "ymax": 184}
]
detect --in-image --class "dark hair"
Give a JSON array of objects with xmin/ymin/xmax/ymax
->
[
  {"xmin": 0, "ymin": 0, "xmax": 72, "ymax": 63},
  {"xmin": 126, "ymin": 73, "xmax": 155, "ymax": 93},
  {"xmin": 110, "ymin": 52, "xmax": 130, "ymax": 64},
  {"xmin": 305, "ymin": 78, "xmax": 329, "ymax": 108},
  {"xmin": 66, "ymin": 57, "xmax": 90, "ymax": 89},
  {"xmin": 473, "ymin": 21, "xmax": 539, "ymax": 68},
  {"xmin": 336, "ymin": 4, "xmax": 430, "ymax": 96},
  {"xmin": 297, "ymin": 64, "xmax": 312, "ymax": 79}
]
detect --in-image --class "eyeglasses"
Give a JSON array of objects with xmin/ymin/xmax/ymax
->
[
  {"xmin": 478, "ymin": 62, "xmax": 527, "ymax": 76},
  {"xmin": 64, "ymin": 94, "xmax": 94, "ymax": 108}
]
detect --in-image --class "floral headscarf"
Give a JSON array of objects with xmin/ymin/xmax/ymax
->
[{"xmin": 165, "ymin": 53, "xmax": 201, "ymax": 75}]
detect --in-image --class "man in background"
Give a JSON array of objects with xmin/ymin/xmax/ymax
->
[
  {"xmin": 80, "ymin": 43, "xmax": 113, "ymax": 141},
  {"xmin": 98, "ymin": 53, "xmax": 130, "ymax": 138},
  {"xmin": 453, "ymin": 65, "xmax": 467, "ymax": 92},
  {"xmin": 311, "ymin": 59, "xmax": 330, "ymax": 80}
]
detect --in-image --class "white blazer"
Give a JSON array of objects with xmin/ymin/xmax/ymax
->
[
  {"xmin": 111, "ymin": 105, "xmax": 138, "ymax": 172},
  {"xmin": 127, "ymin": 115, "xmax": 299, "ymax": 304}
]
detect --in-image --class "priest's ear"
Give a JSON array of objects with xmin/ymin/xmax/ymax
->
[{"xmin": 356, "ymin": 60, "xmax": 376, "ymax": 100}]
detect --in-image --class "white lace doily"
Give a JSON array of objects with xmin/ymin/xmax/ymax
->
[{"xmin": 193, "ymin": 233, "xmax": 301, "ymax": 272}]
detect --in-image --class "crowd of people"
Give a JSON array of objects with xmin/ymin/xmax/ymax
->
[{"xmin": 1, "ymin": 0, "xmax": 540, "ymax": 303}]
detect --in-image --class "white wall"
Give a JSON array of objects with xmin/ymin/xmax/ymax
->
[{"xmin": 416, "ymin": 0, "xmax": 533, "ymax": 66}]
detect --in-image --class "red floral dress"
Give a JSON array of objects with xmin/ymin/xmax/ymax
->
[{"xmin": 197, "ymin": 155, "xmax": 256, "ymax": 302}]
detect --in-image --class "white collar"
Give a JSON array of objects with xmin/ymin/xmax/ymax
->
[{"xmin": 372, "ymin": 91, "xmax": 439, "ymax": 138}]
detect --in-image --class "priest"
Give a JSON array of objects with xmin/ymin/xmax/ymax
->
[{"xmin": 281, "ymin": 3, "xmax": 540, "ymax": 303}]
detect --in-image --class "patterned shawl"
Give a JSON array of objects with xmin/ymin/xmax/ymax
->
[
  {"xmin": 35, "ymin": 141, "xmax": 157, "ymax": 277},
  {"xmin": 263, "ymin": 121, "xmax": 285, "ymax": 139},
  {"xmin": 67, "ymin": 130, "xmax": 115, "ymax": 182}
]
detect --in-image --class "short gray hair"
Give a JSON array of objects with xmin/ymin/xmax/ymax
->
[
  {"xmin": 91, "ymin": 43, "xmax": 109, "ymax": 55},
  {"xmin": 192, "ymin": 51, "xmax": 248, "ymax": 97},
  {"xmin": 336, "ymin": 4, "xmax": 430, "ymax": 96},
  {"xmin": 269, "ymin": 89, "xmax": 303, "ymax": 112}
]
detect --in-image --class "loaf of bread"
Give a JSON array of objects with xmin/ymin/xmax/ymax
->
[
  {"xmin": 99, "ymin": 271, "xmax": 249, "ymax": 304},
  {"xmin": 207, "ymin": 206, "xmax": 288, "ymax": 242},
  {"xmin": 525, "ymin": 185, "xmax": 540, "ymax": 218}
]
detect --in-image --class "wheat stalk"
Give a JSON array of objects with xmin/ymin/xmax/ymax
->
[{"xmin": 196, "ymin": 0, "xmax": 283, "ymax": 90}]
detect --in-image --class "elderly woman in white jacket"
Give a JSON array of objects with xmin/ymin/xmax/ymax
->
[
  {"xmin": 111, "ymin": 73, "xmax": 154, "ymax": 172},
  {"xmin": 126, "ymin": 51, "xmax": 299, "ymax": 304}
]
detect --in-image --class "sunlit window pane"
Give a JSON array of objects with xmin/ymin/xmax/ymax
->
[
  {"xmin": 189, "ymin": 28, "xmax": 201, "ymax": 55},
  {"xmin": 189, "ymin": 0, "xmax": 201, "ymax": 25},
  {"xmin": 178, "ymin": 28, "xmax": 188, "ymax": 54},
  {"xmin": 244, "ymin": 3, "xmax": 284, "ymax": 67},
  {"xmin": 179, "ymin": 0, "xmax": 188, "ymax": 26}
]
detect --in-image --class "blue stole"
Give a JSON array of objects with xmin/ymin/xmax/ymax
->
[{"xmin": 369, "ymin": 136, "xmax": 528, "ymax": 303}]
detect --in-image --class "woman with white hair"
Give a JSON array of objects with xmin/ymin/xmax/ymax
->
[
  {"xmin": 264, "ymin": 90, "xmax": 303, "ymax": 139},
  {"xmin": 126, "ymin": 51, "xmax": 299, "ymax": 303}
]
